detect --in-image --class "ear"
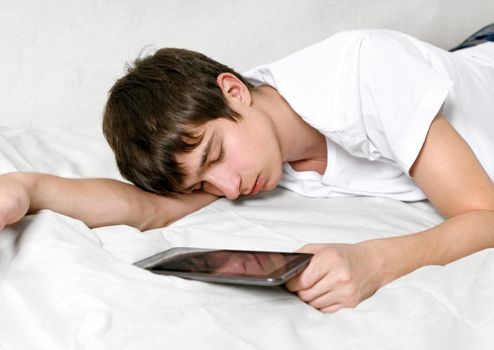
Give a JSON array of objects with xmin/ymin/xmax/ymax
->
[{"xmin": 216, "ymin": 72, "xmax": 252, "ymax": 107}]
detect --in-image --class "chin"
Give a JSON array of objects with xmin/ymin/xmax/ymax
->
[
  {"xmin": 265, "ymin": 178, "xmax": 280, "ymax": 192},
  {"xmin": 262, "ymin": 166, "xmax": 283, "ymax": 192},
  {"xmin": 271, "ymin": 169, "xmax": 284, "ymax": 188}
]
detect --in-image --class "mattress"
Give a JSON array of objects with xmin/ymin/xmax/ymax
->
[{"xmin": 1, "ymin": 126, "xmax": 493, "ymax": 349}]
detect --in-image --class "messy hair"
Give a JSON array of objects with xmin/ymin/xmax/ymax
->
[{"xmin": 102, "ymin": 48, "xmax": 254, "ymax": 194}]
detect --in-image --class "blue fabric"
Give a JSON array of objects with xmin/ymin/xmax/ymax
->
[{"xmin": 450, "ymin": 22, "xmax": 494, "ymax": 51}]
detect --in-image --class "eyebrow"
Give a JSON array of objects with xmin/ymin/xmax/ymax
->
[{"xmin": 185, "ymin": 132, "xmax": 215, "ymax": 192}]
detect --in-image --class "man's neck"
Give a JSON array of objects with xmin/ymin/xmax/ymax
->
[{"xmin": 252, "ymin": 85, "xmax": 327, "ymax": 173}]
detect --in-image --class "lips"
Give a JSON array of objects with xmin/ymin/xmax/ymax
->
[{"xmin": 249, "ymin": 176, "xmax": 264, "ymax": 195}]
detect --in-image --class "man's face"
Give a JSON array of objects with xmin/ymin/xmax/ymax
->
[{"xmin": 175, "ymin": 111, "xmax": 284, "ymax": 199}]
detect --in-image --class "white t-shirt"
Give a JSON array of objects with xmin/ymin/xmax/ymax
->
[{"xmin": 244, "ymin": 29, "xmax": 494, "ymax": 201}]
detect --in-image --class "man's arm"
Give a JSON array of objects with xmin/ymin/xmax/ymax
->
[
  {"xmin": 0, "ymin": 172, "xmax": 217, "ymax": 231},
  {"xmin": 286, "ymin": 113, "xmax": 494, "ymax": 312},
  {"xmin": 376, "ymin": 113, "xmax": 494, "ymax": 281}
]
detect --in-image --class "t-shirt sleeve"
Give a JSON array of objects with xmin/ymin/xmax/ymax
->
[{"xmin": 357, "ymin": 32, "xmax": 453, "ymax": 174}]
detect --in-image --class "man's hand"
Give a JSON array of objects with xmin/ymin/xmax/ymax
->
[
  {"xmin": 285, "ymin": 242, "xmax": 384, "ymax": 313},
  {"xmin": 0, "ymin": 173, "xmax": 31, "ymax": 230}
]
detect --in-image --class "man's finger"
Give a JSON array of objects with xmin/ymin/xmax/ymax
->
[
  {"xmin": 296, "ymin": 277, "xmax": 333, "ymax": 302},
  {"xmin": 285, "ymin": 257, "xmax": 326, "ymax": 292},
  {"xmin": 320, "ymin": 303, "xmax": 345, "ymax": 313},
  {"xmin": 296, "ymin": 244, "xmax": 325, "ymax": 254}
]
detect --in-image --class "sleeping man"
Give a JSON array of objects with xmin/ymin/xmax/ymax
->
[{"xmin": 1, "ymin": 25, "xmax": 494, "ymax": 313}]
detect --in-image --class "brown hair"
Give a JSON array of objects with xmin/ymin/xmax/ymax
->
[{"xmin": 102, "ymin": 48, "xmax": 254, "ymax": 194}]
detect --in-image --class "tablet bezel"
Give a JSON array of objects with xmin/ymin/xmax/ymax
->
[{"xmin": 134, "ymin": 247, "xmax": 312, "ymax": 286}]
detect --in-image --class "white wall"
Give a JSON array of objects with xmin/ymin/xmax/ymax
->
[{"xmin": 1, "ymin": 0, "xmax": 493, "ymax": 130}]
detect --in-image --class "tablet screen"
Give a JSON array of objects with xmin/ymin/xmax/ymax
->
[{"xmin": 151, "ymin": 249, "xmax": 306, "ymax": 278}]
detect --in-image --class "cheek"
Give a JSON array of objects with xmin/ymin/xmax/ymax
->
[
  {"xmin": 223, "ymin": 122, "xmax": 281, "ymax": 172},
  {"xmin": 223, "ymin": 140, "xmax": 256, "ymax": 169},
  {"xmin": 227, "ymin": 134, "xmax": 269, "ymax": 167}
]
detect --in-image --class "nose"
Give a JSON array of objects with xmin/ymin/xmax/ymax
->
[{"xmin": 203, "ymin": 167, "xmax": 241, "ymax": 200}]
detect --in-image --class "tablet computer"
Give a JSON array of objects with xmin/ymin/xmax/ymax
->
[{"xmin": 134, "ymin": 247, "xmax": 312, "ymax": 286}]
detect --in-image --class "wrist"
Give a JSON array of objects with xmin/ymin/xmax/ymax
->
[
  {"xmin": 357, "ymin": 236, "xmax": 420, "ymax": 289},
  {"xmin": 8, "ymin": 172, "xmax": 43, "ymax": 213},
  {"xmin": 0, "ymin": 172, "xmax": 38, "ymax": 227}
]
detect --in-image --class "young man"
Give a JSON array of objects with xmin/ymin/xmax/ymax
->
[{"xmin": 1, "ymin": 26, "xmax": 494, "ymax": 313}]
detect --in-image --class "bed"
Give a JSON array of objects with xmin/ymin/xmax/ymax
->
[{"xmin": 1, "ymin": 1, "xmax": 494, "ymax": 349}]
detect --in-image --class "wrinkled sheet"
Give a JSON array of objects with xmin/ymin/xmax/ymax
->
[{"xmin": 1, "ymin": 127, "xmax": 493, "ymax": 350}]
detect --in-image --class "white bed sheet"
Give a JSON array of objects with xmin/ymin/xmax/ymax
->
[{"xmin": 1, "ymin": 127, "xmax": 493, "ymax": 350}]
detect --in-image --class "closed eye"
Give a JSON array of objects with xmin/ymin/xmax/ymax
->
[
  {"xmin": 211, "ymin": 143, "xmax": 224, "ymax": 165},
  {"xmin": 187, "ymin": 143, "xmax": 223, "ymax": 193}
]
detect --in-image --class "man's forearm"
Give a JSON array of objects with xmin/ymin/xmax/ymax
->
[
  {"xmin": 10, "ymin": 172, "xmax": 217, "ymax": 230},
  {"xmin": 364, "ymin": 209, "xmax": 494, "ymax": 287}
]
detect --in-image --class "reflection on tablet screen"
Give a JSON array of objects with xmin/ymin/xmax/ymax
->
[{"xmin": 152, "ymin": 250, "xmax": 298, "ymax": 277}]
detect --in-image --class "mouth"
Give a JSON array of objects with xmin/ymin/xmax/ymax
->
[{"xmin": 249, "ymin": 176, "xmax": 264, "ymax": 196}]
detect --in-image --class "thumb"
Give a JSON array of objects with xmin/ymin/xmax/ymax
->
[{"xmin": 296, "ymin": 243, "xmax": 328, "ymax": 254}]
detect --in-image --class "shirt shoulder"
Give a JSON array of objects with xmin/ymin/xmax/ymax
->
[
  {"xmin": 243, "ymin": 30, "xmax": 369, "ymax": 86},
  {"xmin": 243, "ymin": 30, "xmax": 369, "ymax": 131}
]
